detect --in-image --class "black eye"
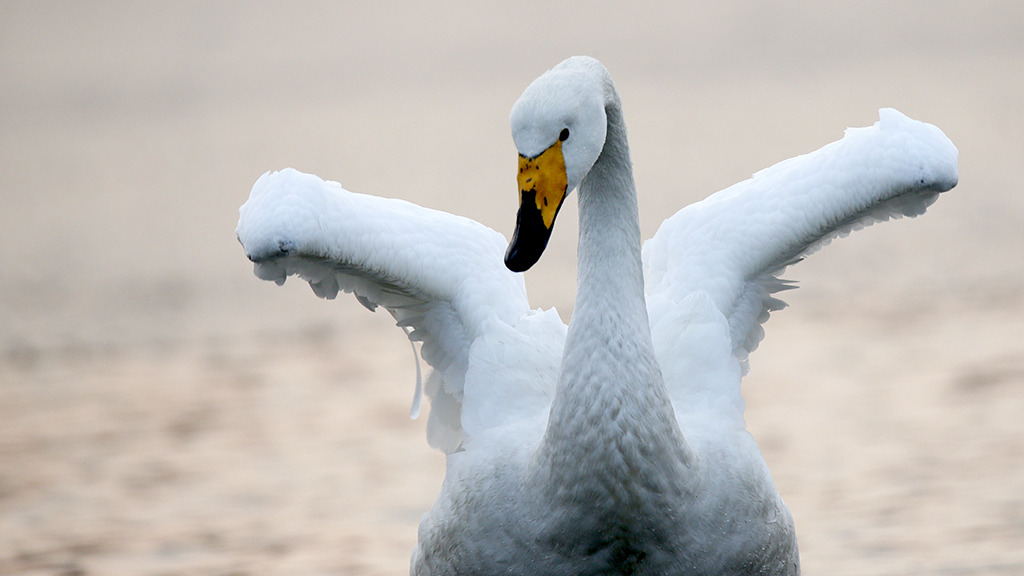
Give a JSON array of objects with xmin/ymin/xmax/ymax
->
[{"xmin": 559, "ymin": 128, "xmax": 570, "ymax": 142}]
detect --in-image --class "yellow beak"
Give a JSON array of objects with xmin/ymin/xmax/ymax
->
[{"xmin": 505, "ymin": 140, "xmax": 569, "ymax": 272}]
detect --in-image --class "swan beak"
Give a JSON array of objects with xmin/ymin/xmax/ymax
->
[{"xmin": 505, "ymin": 140, "xmax": 568, "ymax": 272}]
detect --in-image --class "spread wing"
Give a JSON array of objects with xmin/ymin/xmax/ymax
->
[
  {"xmin": 236, "ymin": 168, "xmax": 534, "ymax": 451},
  {"xmin": 644, "ymin": 109, "xmax": 959, "ymax": 421}
]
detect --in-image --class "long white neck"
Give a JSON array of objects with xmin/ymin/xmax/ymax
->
[{"xmin": 537, "ymin": 94, "xmax": 691, "ymax": 515}]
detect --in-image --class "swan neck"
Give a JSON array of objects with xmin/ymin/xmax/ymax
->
[
  {"xmin": 539, "ymin": 97, "xmax": 689, "ymax": 509},
  {"xmin": 576, "ymin": 102, "xmax": 643, "ymax": 310}
]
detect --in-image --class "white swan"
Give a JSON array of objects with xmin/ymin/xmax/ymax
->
[{"xmin": 236, "ymin": 56, "xmax": 958, "ymax": 575}]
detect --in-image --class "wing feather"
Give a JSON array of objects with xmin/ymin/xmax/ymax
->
[
  {"xmin": 237, "ymin": 168, "xmax": 532, "ymax": 451},
  {"xmin": 645, "ymin": 109, "xmax": 958, "ymax": 415}
]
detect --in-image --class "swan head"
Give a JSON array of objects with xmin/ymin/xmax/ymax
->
[{"xmin": 505, "ymin": 56, "xmax": 610, "ymax": 272}]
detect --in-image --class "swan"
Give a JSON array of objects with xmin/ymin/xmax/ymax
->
[{"xmin": 236, "ymin": 56, "xmax": 958, "ymax": 575}]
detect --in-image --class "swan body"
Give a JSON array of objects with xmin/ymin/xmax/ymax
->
[{"xmin": 236, "ymin": 56, "xmax": 958, "ymax": 575}]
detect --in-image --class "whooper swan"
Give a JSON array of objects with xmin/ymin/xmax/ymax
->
[{"xmin": 237, "ymin": 56, "xmax": 958, "ymax": 575}]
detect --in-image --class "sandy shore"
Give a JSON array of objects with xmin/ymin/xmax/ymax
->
[{"xmin": 2, "ymin": 2, "xmax": 1023, "ymax": 574}]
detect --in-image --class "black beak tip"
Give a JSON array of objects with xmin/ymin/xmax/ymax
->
[
  {"xmin": 504, "ymin": 224, "xmax": 551, "ymax": 272},
  {"xmin": 504, "ymin": 245, "xmax": 534, "ymax": 273},
  {"xmin": 505, "ymin": 189, "xmax": 556, "ymax": 273}
]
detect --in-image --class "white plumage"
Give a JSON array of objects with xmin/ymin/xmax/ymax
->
[{"xmin": 237, "ymin": 56, "xmax": 957, "ymax": 575}]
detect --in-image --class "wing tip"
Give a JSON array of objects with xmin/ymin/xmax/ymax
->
[{"xmin": 875, "ymin": 107, "xmax": 959, "ymax": 194}]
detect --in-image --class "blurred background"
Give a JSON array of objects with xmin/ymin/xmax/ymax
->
[{"xmin": 1, "ymin": 1, "xmax": 1022, "ymax": 574}]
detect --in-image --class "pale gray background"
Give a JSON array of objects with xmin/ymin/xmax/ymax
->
[{"xmin": 2, "ymin": 2, "xmax": 1022, "ymax": 574}]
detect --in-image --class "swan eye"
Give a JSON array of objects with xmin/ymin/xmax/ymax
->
[{"xmin": 559, "ymin": 128, "xmax": 570, "ymax": 142}]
